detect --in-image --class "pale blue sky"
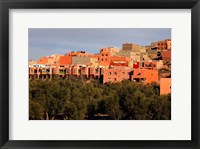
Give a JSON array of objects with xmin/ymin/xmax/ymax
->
[{"xmin": 29, "ymin": 28, "xmax": 171, "ymax": 60}]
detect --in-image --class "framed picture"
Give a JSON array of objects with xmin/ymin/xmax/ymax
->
[{"xmin": 0, "ymin": 0, "xmax": 199, "ymax": 148}]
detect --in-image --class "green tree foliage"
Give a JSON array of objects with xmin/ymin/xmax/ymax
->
[
  {"xmin": 29, "ymin": 78, "xmax": 171, "ymax": 120},
  {"xmin": 29, "ymin": 100, "xmax": 44, "ymax": 120}
]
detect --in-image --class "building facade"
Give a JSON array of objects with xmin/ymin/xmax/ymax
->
[
  {"xmin": 29, "ymin": 39, "xmax": 171, "ymax": 95},
  {"xmin": 160, "ymin": 78, "xmax": 171, "ymax": 95}
]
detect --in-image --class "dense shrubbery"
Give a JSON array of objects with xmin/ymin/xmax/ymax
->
[{"xmin": 29, "ymin": 77, "xmax": 171, "ymax": 120}]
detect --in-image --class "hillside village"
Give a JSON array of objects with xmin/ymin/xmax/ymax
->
[{"xmin": 29, "ymin": 39, "xmax": 171, "ymax": 95}]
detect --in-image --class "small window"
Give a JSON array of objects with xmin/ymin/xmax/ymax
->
[
  {"xmin": 95, "ymin": 69, "xmax": 98, "ymax": 74},
  {"xmin": 109, "ymin": 72, "xmax": 112, "ymax": 75},
  {"xmin": 114, "ymin": 72, "xmax": 117, "ymax": 75}
]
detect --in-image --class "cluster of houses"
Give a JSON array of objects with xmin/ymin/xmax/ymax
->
[{"xmin": 29, "ymin": 39, "xmax": 171, "ymax": 95}]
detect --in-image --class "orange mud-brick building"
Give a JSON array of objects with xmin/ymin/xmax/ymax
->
[
  {"xmin": 103, "ymin": 67, "xmax": 132, "ymax": 84},
  {"xmin": 140, "ymin": 60, "xmax": 163, "ymax": 70},
  {"xmin": 157, "ymin": 39, "xmax": 171, "ymax": 51},
  {"xmin": 64, "ymin": 65, "xmax": 104, "ymax": 79},
  {"xmin": 47, "ymin": 54, "xmax": 62, "ymax": 65},
  {"xmin": 37, "ymin": 54, "xmax": 62, "ymax": 65},
  {"xmin": 97, "ymin": 47, "xmax": 120, "ymax": 66},
  {"xmin": 57, "ymin": 65, "xmax": 67, "ymax": 78},
  {"xmin": 100, "ymin": 47, "xmax": 120, "ymax": 55},
  {"xmin": 70, "ymin": 64, "xmax": 81, "ymax": 77},
  {"xmin": 79, "ymin": 66, "xmax": 90, "ymax": 77},
  {"xmin": 60, "ymin": 51, "xmax": 91, "ymax": 65},
  {"xmin": 110, "ymin": 56, "xmax": 129, "ymax": 67},
  {"xmin": 148, "ymin": 39, "xmax": 171, "ymax": 51},
  {"xmin": 88, "ymin": 66, "xmax": 104, "ymax": 79},
  {"xmin": 131, "ymin": 69, "xmax": 158, "ymax": 84},
  {"xmin": 160, "ymin": 78, "xmax": 171, "ymax": 95},
  {"xmin": 161, "ymin": 50, "xmax": 171, "ymax": 61},
  {"xmin": 72, "ymin": 56, "xmax": 98, "ymax": 66},
  {"xmin": 60, "ymin": 55, "xmax": 72, "ymax": 65},
  {"xmin": 29, "ymin": 64, "xmax": 54, "ymax": 79},
  {"xmin": 99, "ymin": 51, "xmax": 111, "ymax": 66},
  {"xmin": 122, "ymin": 43, "xmax": 141, "ymax": 51}
]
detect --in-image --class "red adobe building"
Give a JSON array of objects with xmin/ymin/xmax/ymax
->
[
  {"xmin": 132, "ymin": 69, "xmax": 158, "ymax": 84},
  {"xmin": 103, "ymin": 67, "xmax": 131, "ymax": 84},
  {"xmin": 161, "ymin": 50, "xmax": 171, "ymax": 61},
  {"xmin": 60, "ymin": 51, "xmax": 90, "ymax": 65},
  {"xmin": 160, "ymin": 78, "xmax": 171, "ymax": 95}
]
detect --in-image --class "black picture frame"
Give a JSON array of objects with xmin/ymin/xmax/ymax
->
[{"xmin": 0, "ymin": 0, "xmax": 199, "ymax": 148}]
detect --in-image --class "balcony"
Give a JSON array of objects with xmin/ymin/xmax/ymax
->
[{"xmin": 59, "ymin": 69, "xmax": 66, "ymax": 75}]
